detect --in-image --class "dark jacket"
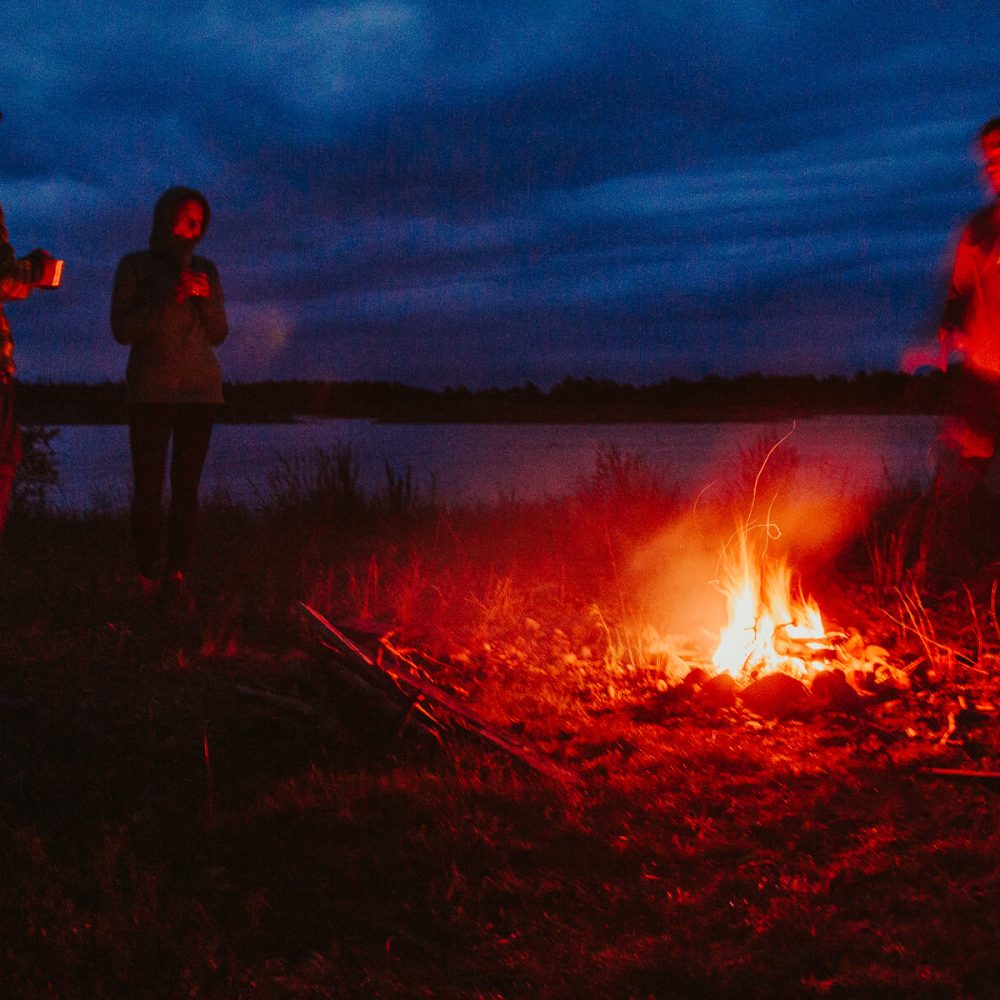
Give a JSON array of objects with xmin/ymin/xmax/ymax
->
[{"xmin": 111, "ymin": 187, "xmax": 228, "ymax": 404}]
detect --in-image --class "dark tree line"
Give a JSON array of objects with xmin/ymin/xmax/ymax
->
[{"xmin": 14, "ymin": 370, "xmax": 955, "ymax": 425}]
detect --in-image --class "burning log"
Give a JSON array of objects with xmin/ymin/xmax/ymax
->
[{"xmin": 772, "ymin": 625, "xmax": 841, "ymax": 663}]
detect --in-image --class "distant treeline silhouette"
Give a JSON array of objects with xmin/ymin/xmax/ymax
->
[{"xmin": 15, "ymin": 370, "xmax": 956, "ymax": 425}]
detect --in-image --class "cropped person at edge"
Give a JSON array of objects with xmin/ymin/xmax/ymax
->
[
  {"xmin": 0, "ymin": 110, "xmax": 59, "ymax": 544},
  {"xmin": 111, "ymin": 187, "xmax": 228, "ymax": 603},
  {"xmin": 925, "ymin": 117, "xmax": 1000, "ymax": 564},
  {"xmin": 937, "ymin": 117, "xmax": 1000, "ymax": 477}
]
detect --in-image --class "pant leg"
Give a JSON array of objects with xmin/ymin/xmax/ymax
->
[
  {"xmin": 935, "ymin": 369, "xmax": 1000, "ymax": 567},
  {"xmin": 0, "ymin": 464, "xmax": 14, "ymax": 539},
  {"xmin": 129, "ymin": 404, "xmax": 173, "ymax": 578},
  {"xmin": 0, "ymin": 379, "xmax": 20, "ymax": 540},
  {"xmin": 166, "ymin": 405, "xmax": 215, "ymax": 574}
]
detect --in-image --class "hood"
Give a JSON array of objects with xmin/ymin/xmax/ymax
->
[{"xmin": 148, "ymin": 186, "xmax": 211, "ymax": 266}]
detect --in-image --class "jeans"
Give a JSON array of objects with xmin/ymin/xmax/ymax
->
[{"xmin": 129, "ymin": 403, "xmax": 217, "ymax": 577}]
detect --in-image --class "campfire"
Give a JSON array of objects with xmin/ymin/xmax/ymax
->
[
  {"xmin": 681, "ymin": 490, "xmax": 920, "ymax": 719},
  {"xmin": 696, "ymin": 430, "xmax": 861, "ymax": 689},
  {"xmin": 712, "ymin": 524, "xmax": 832, "ymax": 682}
]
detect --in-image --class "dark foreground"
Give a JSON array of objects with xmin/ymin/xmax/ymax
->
[{"xmin": 1, "ymin": 451, "xmax": 998, "ymax": 998}]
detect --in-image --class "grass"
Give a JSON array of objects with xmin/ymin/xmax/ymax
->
[{"xmin": 1, "ymin": 443, "xmax": 999, "ymax": 997}]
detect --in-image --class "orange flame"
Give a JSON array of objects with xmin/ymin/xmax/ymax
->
[
  {"xmin": 708, "ymin": 424, "xmax": 834, "ymax": 680},
  {"xmin": 712, "ymin": 526, "xmax": 827, "ymax": 681}
]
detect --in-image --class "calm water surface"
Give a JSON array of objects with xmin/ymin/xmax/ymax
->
[{"xmin": 48, "ymin": 415, "xmax": 940, "ymax": 512}]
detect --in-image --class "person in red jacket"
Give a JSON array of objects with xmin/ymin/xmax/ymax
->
[
  {"xmin": 938, "ymin": 117, "xmax": 1000, "ymax": 472},
  {"xmin": 921, "ymin": 117, "xmax": 1000, "ymax": 566},
  {"xmin": 111, "ymin": 186, "xmax": 228, "ymax": 601},
  {"xmin": 0, "ymin": 113, "xmax": 59, "ymax": 541}
]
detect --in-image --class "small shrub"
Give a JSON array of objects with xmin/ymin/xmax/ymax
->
[
  {"xmin": 865, "ymin": 490, "xmax": 932, "ymax": 591},
  {"xmin": 263, "ymin": 445, "xmax": 362, "ymax": 513},
  {"xmin": 574, "ymin": 444, "xmax": 670, "ymax": 508},
  {"xmin": 14, "ymin": 425, "xmax": 60, "ymax": 513}
]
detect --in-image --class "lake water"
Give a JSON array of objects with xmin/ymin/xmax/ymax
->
[{"xmin": 45, "ymin": 415, "xmax": 941, "ymax": 512}]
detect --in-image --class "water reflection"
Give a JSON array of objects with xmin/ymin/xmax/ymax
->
[{"xmin": 47, "ymin": 415, "xmax": 939, "ymax": 513}]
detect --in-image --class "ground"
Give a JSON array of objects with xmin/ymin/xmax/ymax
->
[{"xmin": 1, "ymin": 459, "xmax": 999, "ymax": 998}]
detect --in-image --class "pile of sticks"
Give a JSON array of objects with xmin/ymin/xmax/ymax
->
[{"xmin": 240, "ymin": 603, "xmax": 576, "ymax": 784}]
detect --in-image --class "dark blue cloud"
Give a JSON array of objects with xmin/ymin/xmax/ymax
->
[{"xmin": 3, "ymin": 1, "xmax": 1000, "ymax": 387}]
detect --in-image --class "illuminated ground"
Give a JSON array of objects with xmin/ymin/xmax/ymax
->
[{"xmin": 1, "ymin": 466, "xmax": 998, "ymax": 998}]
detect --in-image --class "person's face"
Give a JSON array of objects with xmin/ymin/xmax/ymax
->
[
  {"xmin": 981, "ymin": 132, "xmax": 1000, "ymax": 196},
  {"xmin": 171, "ymin": 200, "xmax": 204, "ymax": 240}
]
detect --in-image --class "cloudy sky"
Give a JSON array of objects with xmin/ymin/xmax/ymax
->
[{"xmin": 2, "ymin": 2, "xmax": 999, "ymax": 388}]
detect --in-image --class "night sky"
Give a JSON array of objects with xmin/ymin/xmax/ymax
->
[{"xmin": 3, "ymin": 2, "xmax": 999, "ymax": 389}]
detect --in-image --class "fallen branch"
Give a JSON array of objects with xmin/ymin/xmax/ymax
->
[
  {"xmin": 234, "ymin": 683, "xmax": 317, "ymax": 719},
  {"xmin": 918, "ymin": 767, "xmax": 1000, "ymax": 781},
  {"xmin": 299, "ymin": 606, "xmax": 406, "ymax": 700},
  {"xmin": 299, "ymin": 603, "xmax": 578, "ymax": 785}
]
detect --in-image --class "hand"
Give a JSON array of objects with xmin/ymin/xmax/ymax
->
[
  {"xmin": 940, "ymin": 329, "xmax": 968, "ymax": 353},
  {"xmin": 900, "ymin": 343, "xmax": 940, "ymax": 374},
  {"xmin": 175, "ymin": 269, "xmax": 211, "ymax": 301},
  {"xmin": 23, "ymin": 248, "xmax": 52, "ymax": 285},
  {"xmin": 938, "ymin": 328, "xmax": 968, "ymax": 370}
]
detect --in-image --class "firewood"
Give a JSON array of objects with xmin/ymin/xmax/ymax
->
[
  {"xmin": 298, "ymin": 604, "xmax": 406, "ymax": 701},
  {"xmin": 299, "ymin": 603, "xmax": 578, "ymax": 784},
  {"xmin": 234, "ymin": 684, "xmax": 317, "ymax": 718},
  {"xmin": 918, "ymin": 767, "xmax": 1000, "ymax": 781}
]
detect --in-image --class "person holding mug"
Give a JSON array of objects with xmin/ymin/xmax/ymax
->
[{"xmin": 111, "ymin": 186, "xmax": 228, "ymax": 603}]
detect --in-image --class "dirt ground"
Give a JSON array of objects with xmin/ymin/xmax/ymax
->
[{"xmin": 1, "ymin": 485, "xmax": 999, "ymax": 997}]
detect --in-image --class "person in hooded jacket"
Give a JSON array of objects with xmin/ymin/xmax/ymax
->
[{"xmin": 111, "ymin": 186, "xmax": 228, "ymax": 599}]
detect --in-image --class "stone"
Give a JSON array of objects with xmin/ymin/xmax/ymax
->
[
  {"xmin": 698, "ymin": 672, "xmax": 739, "ymax": 709},
  {"xmin": 810, "ymin": 668, "xmax": 865, "ymax": 712},
  {"xmin": 739, "ymin": 672, "xmax": 811, "ymax": 718}
]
